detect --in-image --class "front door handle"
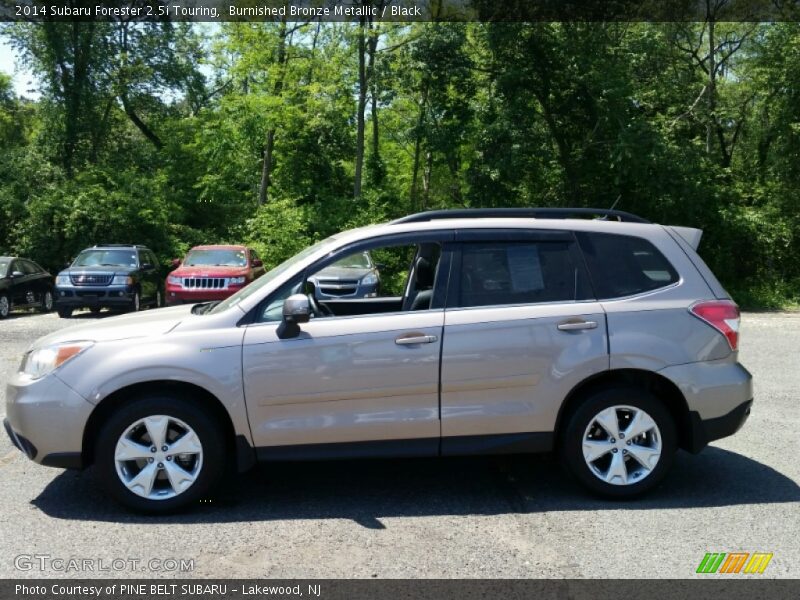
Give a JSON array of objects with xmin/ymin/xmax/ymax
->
[
  {"xmin": 395, "ymin": 333, "xmax": 438, "ymax": 345},
  {"xmin": 557, "ymin": 319, "xmax": 598, "ymax": 331}
]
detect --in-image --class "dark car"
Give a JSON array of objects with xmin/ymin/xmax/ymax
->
[
  {"xmin": 309, "ymin": 251, "xmax": 380, "ymax": 300},
  {"xmin": 0, "ymin": 257, "xmax": 54, "ymax": 319},
  {"xmin": 54, "ymin": 245, "xmax": 163, "ymax": 318}
]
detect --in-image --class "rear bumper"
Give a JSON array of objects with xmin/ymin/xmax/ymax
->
[
  {"xmin": 657, "ymin": 359, "xmax": 753, "ymax": 453},
  {"xmin": 687, "ymin": 399, "xmax": 752, "ymax": 453}
]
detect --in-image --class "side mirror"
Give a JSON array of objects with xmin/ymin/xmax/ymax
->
[
  {"xmin": 171, "ymin": 258, "xmax": 181, "ymax": 268},
  {"xmin": 11, "ymin": 271, "xmax": 24, "ymax": 278},
  {"xmin": 252, "ymin": 259, "xmax": 263, "ymax": 268},
  {"xmin": 277, "ymin": 294, "xmax": 310, "ymax": 339},
  {"xmin": 141, "ymin": 263, "xmax": 153, "ymax": 270},
  {"xmin": 375, "ymin": 263, "xmax": 386, "ymax": 271},
  {"xmin": 283, "ymin": 294, "xmax": 310, "ymax": 324}
]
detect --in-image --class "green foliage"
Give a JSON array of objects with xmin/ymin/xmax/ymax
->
[{"xmin": 0, "ymin": 22, "xmax": 799, "ymax": 308}]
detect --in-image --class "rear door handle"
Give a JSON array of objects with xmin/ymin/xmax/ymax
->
[
  {"xmin": 557, "ymin": 319, "xmax": 598, "ymax": 331},
  {"xmin": 395, "ymin": 333, "xmax": 438, "ymax": 345}
]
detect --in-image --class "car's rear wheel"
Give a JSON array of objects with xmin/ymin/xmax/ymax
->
[
  {"xmin": 57, "ymin": 306, "xmax": 73, "ymax": 318},
  {"xmin": 39, "ymin": 290, "xmax": 54, "ymax": 313},
  {"xmin": 95, "ymin": 395, "xmax": 226, "ymax": 513},
  {"xmin": 561, "ymin": 387, "xmax": 676, "ymax": 498},
  {"xmin": 0, "ymin": 294, "xmax": 9, "ymax": 319}
]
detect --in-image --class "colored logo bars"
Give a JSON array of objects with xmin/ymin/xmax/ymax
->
[{"xmin": 696, "ymin": 552, "xmax": 773, "ymax": 574}]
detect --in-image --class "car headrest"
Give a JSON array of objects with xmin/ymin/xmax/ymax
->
[{"xmin": 414, "ymin": 256, "xmax": 435, "ymax": 288}]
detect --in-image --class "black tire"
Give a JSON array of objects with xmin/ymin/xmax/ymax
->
[
  {"xmin": 560, "ymin": 387, "xmax": 676, "ymax": 499},
  {"xmin": 131, "ymin": 291, "xmax": 141, "ymax": 312},
  {"xmin": 57, "ymin": 306, "xmax": 73, "ymax": 318},
  {"xmin": 39, "ymin": 290, "xmax": 54, "ymax": 313},
  {"xmin": 0, "ymin": 294, "xmax": 9, "ymax": 319},
  {"xmin": 94, "ymin": 394, "xmax": 226, "ymax": 513},
  {"xmin": 90, "ymin": 307, "xmax": 102, "ymax": 315}
]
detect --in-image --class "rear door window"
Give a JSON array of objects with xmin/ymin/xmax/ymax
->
[
  {"xmin": 456, "ymin": 241, "xmax": 591, "ymax": 308},
  {"xmin": 576, "ymin": 232, "xmax": 679, "ymax": 299}
]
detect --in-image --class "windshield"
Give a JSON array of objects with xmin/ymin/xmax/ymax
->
[
  {"xmin": 208, "ymin": 236, "xmax": 338, "ymax": 314},
  {"xmin": 330, "ymin": 251, "xmax": 372, "ymax": 269},
  {"xmin": 184, "ymin": 248, "xmax": 247, "ymax": 267},
  {"xmin": 73, "ymin": 249, "xmax": 138, "ymax": 268},
  {"xmin": 0, "ymin": 260, "xmax": 9, "ymax": 278}
]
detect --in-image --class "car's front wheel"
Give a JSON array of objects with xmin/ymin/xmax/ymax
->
[
  {"xmin": 0, "ymin": 294, "xmax": 9, "ymax": 319},
  {"xmin": 95, "ymin": 395, "xmax": 226, "ymax": 513},
  {"xmin": 561, "ymin": 387, "xmax": 676, "ymax": 498},
  {"xmin": 56, "ymin": 306, "xmax": 72, "ymax": 318}
]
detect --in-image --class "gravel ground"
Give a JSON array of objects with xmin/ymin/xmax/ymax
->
[{"xmin": 0, "ymin": 309, "xmax": 798, "ymax": 579}]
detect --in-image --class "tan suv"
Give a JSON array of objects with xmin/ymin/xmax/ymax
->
[{"xmin": 4, "ymin": 209, "xmax": 752, "ymax": 512}]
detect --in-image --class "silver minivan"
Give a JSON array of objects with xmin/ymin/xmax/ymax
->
[{"xmin": 4, "ymin": 209, "xmax": 752, "ymax": 512}]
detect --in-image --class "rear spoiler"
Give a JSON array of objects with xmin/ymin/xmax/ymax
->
[{"xmin": 667, "ymin": 226, "xmax": 703, "ymax": 250}]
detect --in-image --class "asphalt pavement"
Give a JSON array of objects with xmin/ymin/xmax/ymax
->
[{"xmin": 0, "ymin": 309, "xmax": 798, "ymax": 578}]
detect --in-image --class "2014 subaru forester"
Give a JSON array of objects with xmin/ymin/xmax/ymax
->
[{"xmin": 4, "ymin": 209, "xmax": 752, "ymax": 512}]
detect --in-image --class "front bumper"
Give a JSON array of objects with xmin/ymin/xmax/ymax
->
[
  {"xmin": 165, "ymin": 286, "xmax": 241, "ymax": 305},
  {"xmin": 5, "ymin": 371, "xmax": 93, "ymax": 468},
  {"xmin": 55, "ymin": 285, "xmax": 136, "ymax": 308}
]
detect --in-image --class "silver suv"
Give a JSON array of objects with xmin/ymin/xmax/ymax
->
[{"xmin": 4, "ymin": 209, "xmax": 752, "ymax": 512}]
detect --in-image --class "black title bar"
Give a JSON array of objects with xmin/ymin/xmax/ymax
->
[{"xmin": 2, "ymin": 0, "xmax": 800, "ymax": 22}]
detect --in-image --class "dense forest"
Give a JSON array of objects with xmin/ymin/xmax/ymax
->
[{"xmin": 0, "ymin": 19, "xmax": 798, "ymax": 307}]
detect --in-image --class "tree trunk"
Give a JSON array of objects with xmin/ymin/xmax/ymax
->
[
  {"xmin": 367, "ymin": 19, "xmax": 381, "ymax": 180},
  {"xmin": 120, "ymin": 94, "xmax": 164, "ymax": 149},
  {"xmin": 422, "ymin": 150, "xmax": 432, "ymax": 209},
  {"xmin": 706, "ymin": 15, "xmax": 716, "ymax": 156},
  {"xmin": 354, "ymin": 17, "xmax": 368, "ymax": 199},
  {"xmin": 258, "ymin": 19, "xmax": 289, "ymax": 206},
  {"xmin": 410, "ymin": 85, "xmax": 429, "ymax": 208}
]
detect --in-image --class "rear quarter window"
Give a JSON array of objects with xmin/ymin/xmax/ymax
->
[{"xmin": 576, "ymin": 232, "xmax": 679, "ymax": 299}]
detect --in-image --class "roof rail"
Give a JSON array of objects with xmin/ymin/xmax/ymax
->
[
  {"xmin": 92, "ymin": 244, "xmax": 148, "ymax": 248},
  {"xmin": 390, "ymin": 208, "xmax": 650, "ymax": 225}
]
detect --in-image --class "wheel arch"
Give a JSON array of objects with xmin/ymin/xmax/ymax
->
[
  {"xmin": 82, "ymin": 380, "xmax": 250, "ymax": 470},
  {"xmin": 555, "ymin": 368, "xmax": 693, "ymax": 452}
]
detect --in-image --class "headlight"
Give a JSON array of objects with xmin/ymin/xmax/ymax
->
[
  {"xmin": 361, "ymin": 273, "xmax": 378, "ymax": 286},
  {"xmin": 167, "ymin": 275, "xmax": 182, "ymax": 285},
  {"xmin": 111, "ymin": 275, "xmax": 133, "ymax": 285},
  {"xmin": 55, "ymin": 274, "xmax": 70, "ymax": 286},
  {"xmin": 20, "ymin": 341, "xmax": 94, "ymax": 380},
  {"xmin": 229, "ymin": 276, "xmax": 246, "ymax": 285}
]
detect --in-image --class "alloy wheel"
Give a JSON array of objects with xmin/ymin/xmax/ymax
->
[
  {"xmin": 582, "ymin": 405, "xmax": 662, "ymax": 486},
  {"xmin": 0, "ymin": 295, "xmax": 9, "ymax": 318},
  {"xmin": 43, "ymin": 291, "xmax": 53, "ymax": 311},
  {"xmin": 114, "ymin": 415, "xmax": 203, "ymax": 500}
]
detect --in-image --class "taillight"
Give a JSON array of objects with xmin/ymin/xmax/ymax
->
[{"xmin": 689, "ymin": 300, "xmax": 740, "ymax": 351}]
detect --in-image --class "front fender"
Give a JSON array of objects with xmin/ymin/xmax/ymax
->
[{"xmin": 55, "ymin": 328, "xmax": 250, "ymax": 439}]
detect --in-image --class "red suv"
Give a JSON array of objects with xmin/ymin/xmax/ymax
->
[{"xmin": 166, "ymin": 245, "xmax": 265, "ymax": 305}]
